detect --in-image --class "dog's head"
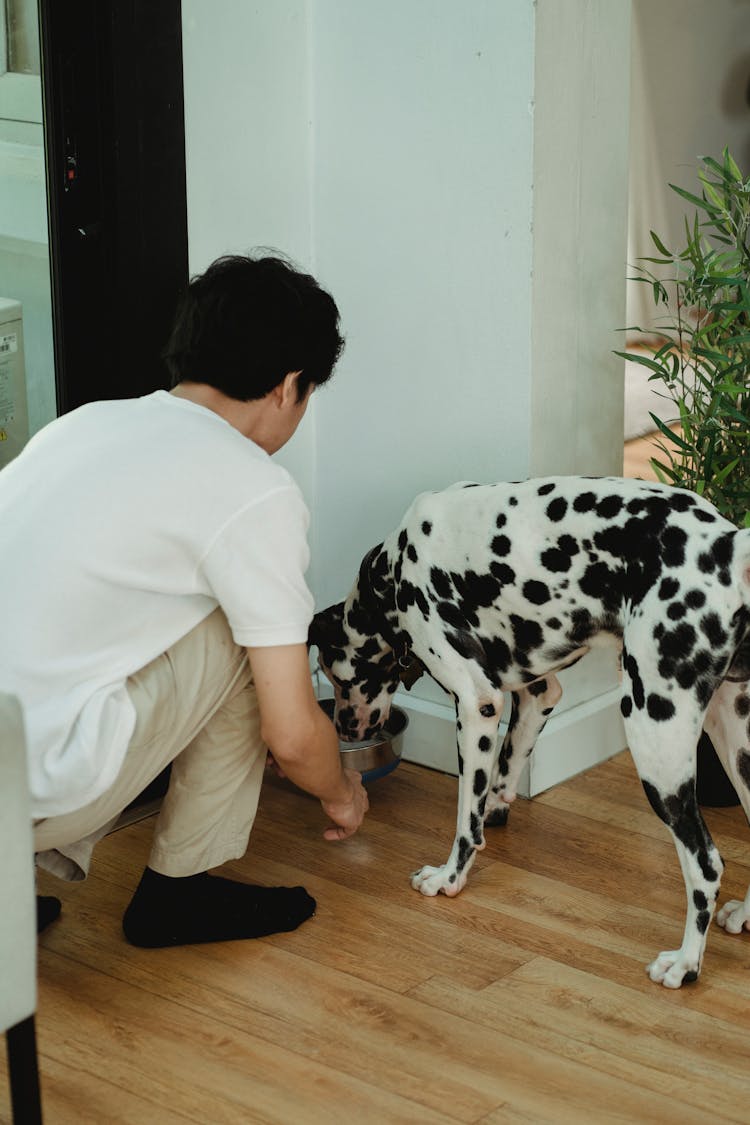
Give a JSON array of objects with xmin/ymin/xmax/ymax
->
[{"xmin": 309, "ymin": 545, "xmax": 422, "ymax": 739}]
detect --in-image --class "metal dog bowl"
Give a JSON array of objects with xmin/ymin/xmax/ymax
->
[{"xmin": 318, "ymin": 697, "xmax": 408, "ymax": 783}]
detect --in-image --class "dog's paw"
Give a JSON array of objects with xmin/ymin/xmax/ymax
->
[
  {"xmin": 716, "ymin": 900, "xmax": 750, "ymax": 934},
  {"xmin": 483, "ymin": 805, "xmax": 509, "ymax": 828},
  {"xmin": 410, "ymin": 864, "xmax": 465, "ymax": 897},
  {"xmin": 646, "ymin": 950, "xmax": 700, "ymax": 989}
]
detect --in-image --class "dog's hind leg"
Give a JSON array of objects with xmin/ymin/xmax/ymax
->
[
  {"xmin": 704, "ymin": 679, "xmax": 750, "ymax": 934},
  {"xmin": 410, "ymin": 681, "xmax": 503, "ymax": 898},
  {"xmin": 485, "ymin": 675, "xmax": 563, "ymax": 828},
  {"xmin": 622, "ymin": 665, "xmax": 723, "ymax": 987}
]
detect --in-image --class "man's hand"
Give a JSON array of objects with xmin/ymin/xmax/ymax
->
[{"xmin": 321, "ymin": 767, "xmax": 369, "ymax": 840}]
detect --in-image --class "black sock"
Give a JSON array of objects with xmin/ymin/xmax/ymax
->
[
  {"xmin": 37, "ymin": 895, "xmax": 62, "ymax": 934},
  {"xmin": 122, "ymin": 867, "xmax": 316, "ymax": 948}
]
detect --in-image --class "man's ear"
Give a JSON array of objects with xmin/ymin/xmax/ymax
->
[{"xmin": 280, "ymin": 369, "xmax": 304, "ymax": 407}]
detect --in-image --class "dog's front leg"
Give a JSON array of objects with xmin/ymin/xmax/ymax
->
[{"xmin": 410, "ymin": 691, "xmax": 501, "ymax": 897}]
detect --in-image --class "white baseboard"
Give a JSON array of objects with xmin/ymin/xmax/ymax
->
[{"xmin": 395, "ymin": 684, "xmax": 627, "ymax": 798}]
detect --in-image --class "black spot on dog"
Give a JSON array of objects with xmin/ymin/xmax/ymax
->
[
  {"xmin": 698, "ymin": 552, "xmax": 715, "ymax": 574},
  {"xmin": 647, "ymin": 693, "xmax": 676, "ymax": 721},
  {"xmin": 481, "ymin": 635, "xmax": 513, "ymax": 675},
  {"xmin": 546, "ymin": 617, "xmax": 562, "ymax": 630},
  {"xmin": 492, "ymin": 535, "xmax": 512, "ymax": 557},
  {"xmin": 573, "ymin": 491, "xmax": 597, "ymax": 513},
  {"xmin": 547, "ymin": 497, "xmax": 568, "ymax": 522},
  {"xmin": 397, "ymin": 530, "xmax": 408, "ymax": 552},
  {"xmin": 496, "ymin": 513, "xmax": 507, "ymax": 529},
  {"xmin": 457, "ymin": 570, "xmax": 502, "ymax": 608},
  {"xmin": 693, "ymin": 890, "xmax": 708, "ymax": 912},
  {"xmin": 579, "ymin": 563, "xmax": 621, "ymax": 613},
  {"xmin": 473, "ymin": 769, "xmax": 488, "ymax": 795},
  {"xmin": 735, "ymin": 693, "xmax": 750, "ymax": 718},
  {"xmin": 490, "ymin": 561, "xmax": 516, "ymax": 585},
  {"xmin": 624, "ymin": 652, "xmax": 645, "ymax": 710},
  {"xmin": 597, "ymin": 495, "xmax": 623, "ymax": 519},
  {"xmin": 696, "ymin": 910, "xmax": 711, "ymax": 934},
  {"xmin": 538, "ymin": 482, "xmax": 556, "ymax": 495},
  {"xmin": 421, "ymin": 521, "xmax": 432, "ymax": 536},
  {"xmin": 470, "ymin": 813, "xmax": 483, "ymax": 845},
  {"xmin": 659, "ymin": 623, "xmax": 697, "ymax": 663},
  {"xmin": 511, "ymin": 615, "xmax": 544, "ymax": 656},
  {"xmin": 662, "ymin": 526, "xmax": 687, "ymax": 568},
  {"xmin": 569, "ymin": 608, "xmax": 595, "ymax": 644},
  {"xmin": 479, "ymin": 703, "xmax": 496, "ymax": 717},
  {"xmin": 478, "ymin": 735, "xmax": 492, "ymax": 752},
  {"xmin": 712, "ymin": 534, "xmax": 734, "ymax": 569},
  {"xmin": 700, "ymin": 612, "xmax": 727, "ymax": 649},
  {"xmin": 621, "ymin": 695, "xmax": 633, "ymax": 718},
  {"xmin": 430, "ymin": 566, "xmax": 453, "ymax": 599},
  {"xmin": 407, "ymin": 544, "xmax": 418, "ymax": 563},
  {"xmin": 641, "ymin": 779, "xmax": 718, "ymax": 881},
  {"xmin": 523, "ymin": 580, "xmax": 551, "ymax": 605},
  {"xmin": 456, "ymin": 835, "xmax": 473, "ymax": 872},
  {"xmin": 667, "ymin": 601, "xmax": 686, "ymax": 621},
  {"xmin": 685, "ymin": 589, "xmax": 707, "ymax": 610},
  {"xmin": 659, "ymin": 577, "xmax": 680, "ymax": 600},
  {"xmin": 694, "ymin": 508, "xmax": 716, "ymax": 523},
  {"xmin": 738, "ymin": 749, "xmax": 750, "ymax": 789},
  {"xmin": 528, "ymin": 679, "xmax": 549, "ymax": 697},
  {"xmin": 540, "ymin": 547, "xmax": 573, "ymax": 573}
]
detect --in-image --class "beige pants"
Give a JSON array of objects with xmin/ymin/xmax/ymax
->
[{"xmin": 34, "ymin": 609, "xmax": 267, "ymax": 881}]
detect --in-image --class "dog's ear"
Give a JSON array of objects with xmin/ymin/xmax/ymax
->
[
  {"xmin": 308, "ymin": 601, "xmax": 346, "ymax": 652},
  {"xmin": 397, "ymin": 654, "xmax": 425, "ymax": 690}
]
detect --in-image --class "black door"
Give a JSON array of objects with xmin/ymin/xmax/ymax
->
[{"xmin": 39, "ymin": 0, "xmax": 188, "ymax": 414}]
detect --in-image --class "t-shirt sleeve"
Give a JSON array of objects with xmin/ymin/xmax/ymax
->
[{"xmin": 197, "ymin": 484, "xmax": 315, "ymax": 647}]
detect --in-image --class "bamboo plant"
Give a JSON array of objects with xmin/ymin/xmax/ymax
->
[{"xmin": 618, "ymin": 148, "xmax": 750, "ymax": 529}]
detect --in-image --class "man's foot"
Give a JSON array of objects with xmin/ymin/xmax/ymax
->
[
  {"xmin": 122, "ymin": 867, "xmax": 316, "ymax": 948},
  {"xmin": 37, "ymin": 895, "xmax": 62, "ymax": 934}
]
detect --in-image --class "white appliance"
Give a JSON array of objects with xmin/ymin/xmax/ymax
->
[{"xmin": 0, "ymin": 298, "xmax": 29, "ymax": 468}]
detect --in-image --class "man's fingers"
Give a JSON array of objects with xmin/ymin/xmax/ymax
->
[{"xmin": 323, "ymin": 824, "xmax": 353, "ymax": 841}]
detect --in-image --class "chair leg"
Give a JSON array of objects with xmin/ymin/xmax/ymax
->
[{"xmin": 6, "ymin": 1015, "xmax": 43, "ymax": 1125}]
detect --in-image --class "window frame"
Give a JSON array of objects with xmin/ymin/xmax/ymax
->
[{"xmin": 0, "ymin": 0, "xmax": 42, "ymax": 124}]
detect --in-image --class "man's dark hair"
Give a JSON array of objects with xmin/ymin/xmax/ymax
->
[{"xmin": 163, "ymin": 253, "xmax": 345, "ymax": 401}]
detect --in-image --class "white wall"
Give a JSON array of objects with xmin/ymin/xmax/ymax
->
[
  {"xmin": 181, "ymin": 0, "xmax": 632, "ymax": 787},
  {"xmin": 181, "ymin": 0, "xmax": 321, "ymax": 580},
  {"xmin": 628, "ymin": 0, "xmax": 750, "ymax": 335},
  {"xmin": 310, "ymin": 0, "xmax": 536, "ymax": 607}
]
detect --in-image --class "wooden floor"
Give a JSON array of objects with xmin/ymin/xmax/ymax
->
[{"xmin": 7, "ymin": 752, "xmax": 750, "ymax": 1124}]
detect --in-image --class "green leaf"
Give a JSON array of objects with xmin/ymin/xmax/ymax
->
[
  {"xmin": 650, "ymin": 413, "xmax": 693, "ymax": 449},
  {"xmin": 700, "ymin": 176, "xmax": 727, "ymax": 212},
  {"xmin": 619, "ymin": 351, "xmax": 668, "ymax": 374},
  {"xmin": 670, "ymin": 183, "xmax": 721, "ymax": 215},
  {"xmin": 649, "ymin": 230, "xmax": 672, "ymax": 257},
  {"xmin": 650, "ymin": 459, "xmax": 674, "ymax": 484},
  {"xmin": 712, "ymin": 458, "xmax": 740, "ymax": 486}
]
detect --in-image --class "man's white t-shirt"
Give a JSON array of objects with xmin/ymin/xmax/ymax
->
[{"xmin": 0, "ymin": 391, "xmax": 315, "ymax": 819}]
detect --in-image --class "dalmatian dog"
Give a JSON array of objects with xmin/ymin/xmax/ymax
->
[{"xmin": 309, "ymin": 476, "xmax": 750, "ymax": 989}]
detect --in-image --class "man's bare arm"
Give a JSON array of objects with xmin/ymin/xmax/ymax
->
[{"xmin": 246, "ymin": 643, "xmax": 368, "ymax": 839}]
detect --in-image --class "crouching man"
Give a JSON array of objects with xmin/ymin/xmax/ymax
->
[{"xmin": 0, "ymin": 253, "xmax": 368, "ymax": 947}]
